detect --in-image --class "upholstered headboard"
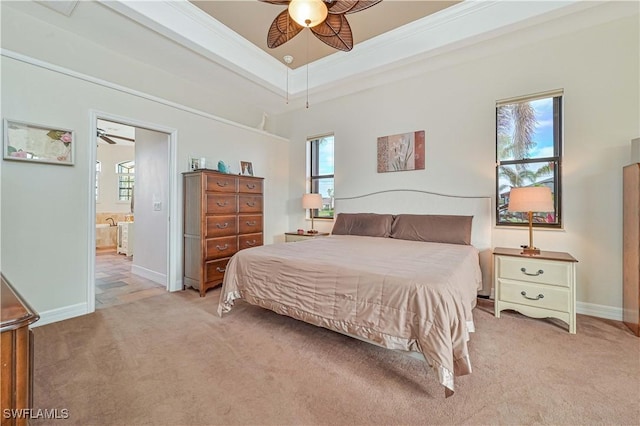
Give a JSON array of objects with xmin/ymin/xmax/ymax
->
[{"xmin": 334, "ymin": 189, "xmax": 492, "ymax": 296}]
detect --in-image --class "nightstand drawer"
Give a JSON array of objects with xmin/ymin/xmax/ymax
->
[
  {"xmin": 499, "ymin": 279, "xmax": 570, "ymax": 312},
  {"xmin": 497, "ymin": 256, "xmax": 572, "ymax": 288}
]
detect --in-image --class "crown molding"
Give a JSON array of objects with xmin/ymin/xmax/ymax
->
[{"xmin": 99, "ymin": 0, "xmax": 638, "ymax": 111}]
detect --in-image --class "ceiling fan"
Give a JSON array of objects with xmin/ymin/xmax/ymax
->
[
  {"xmin": 261, "ymin": 0, "xmax": 382, "ymax": 52},
  {"xmin": 97, "ymin": 128, "xmax": 135, "ymax": 145}
]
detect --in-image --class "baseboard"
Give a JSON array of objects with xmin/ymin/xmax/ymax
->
[
  {"xmin": 577, "ymin": 301, "xmax": 623, "ymax": 321},
  {"xmin": 32, "ymin": 302, "xmax": 88, "ymax": 327},
  {"xmin": 131, "ymin": 265, "xmax": 167, "ymax": 286}
]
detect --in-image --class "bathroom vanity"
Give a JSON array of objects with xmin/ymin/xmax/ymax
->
[{"xmin": 117, "ymin": 221, "xmax": 134, "ymax": 256}]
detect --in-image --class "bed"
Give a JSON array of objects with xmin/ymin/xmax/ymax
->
[{"xmin": 218, "ymin": 190, "xmax": 491, "ymax": 396}]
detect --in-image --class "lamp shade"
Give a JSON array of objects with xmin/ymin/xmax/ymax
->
[
  {"xmin": 508, "ymin": 186, "xmax": 554, "ymax": 212},
  {"xmin": 302, "ymin": 193, "xmax": 323, "ymax": 209},
  {"xmin": 288, "ymin": 0, "xmax": 328, "ymax": 27}
]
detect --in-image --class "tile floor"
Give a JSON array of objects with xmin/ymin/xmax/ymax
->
[{"xmin": 95, "ymin": 249, "xmax": 166, "ymax": 309}]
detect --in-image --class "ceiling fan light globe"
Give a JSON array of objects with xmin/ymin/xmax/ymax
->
[{"xmin": 288, "ymin": 0, "xmax": 328, "ymax": 28}]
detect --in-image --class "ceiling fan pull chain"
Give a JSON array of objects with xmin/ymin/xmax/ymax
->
[{"xmin": 306, "ymin": 28, "xmax": 309, "ymax": 109}]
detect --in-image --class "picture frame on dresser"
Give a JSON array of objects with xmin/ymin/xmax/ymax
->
[
  {"xmin": 3, "ymin": 119, "xmax": 74, "ymax": 165},
  {"xmin": 240, "ymin": 161, "xmax": 254, "ymax": 176}
]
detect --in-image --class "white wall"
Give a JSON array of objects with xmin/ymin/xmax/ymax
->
[
  {"xmin": 0, "ymin": 20, "xmax": 290, "ymax": 323},
  {"xmin": 275, "ymin": 13, "xmax": 640, "ymax": 316},
  {"xmin": 96, "ymin": 144, "xmax": 135, "ymax": 213},
  {"xmin": 131, "ymin": 128, "xmax": 169, "ymax": 285}
]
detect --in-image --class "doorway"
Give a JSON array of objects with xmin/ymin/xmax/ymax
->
[{"xmin": 88, "ymin": 111, "xmax": 179, "ymax": 313}]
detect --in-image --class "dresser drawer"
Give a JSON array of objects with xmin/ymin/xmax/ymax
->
[
  {"xmin": 238, "ymin": 195, "xmax": 263, "ymax": 213},
  {"xmin": 205, "ymin": 215, "xmax": 237, "ymax": 238},
  {"xmin": 238, "ymin": 214, "xmax": 263, "ymax": 234},
  {"xmin": 238, "ymin": 177, "xmax": 263, "ymax": 194},
  {"xmin": 204, "ymin": 258, "xmax": 230, "ymax": 283},
  {"xmin": 206, "ymin": 194, "xmax": 237, "ymax": 214},
  {"xmin": 499, "ymin": 279, "xmax": 570, "ymax": 312},
  {"xmin": 205, "ymin": 236, "xmax": 237, "ymax": 260},
  {"xmin": 497, "ymin": 256, "xmax": 572, "ymax": 288},
  {"xmin": 205, "ymin": 174, "xmax": 236, "ymax": 193},
  {"xmin": 239, "ymin": 233, "xmax": 263, "ymax": 250}
]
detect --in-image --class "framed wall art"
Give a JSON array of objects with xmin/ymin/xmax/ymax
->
[
  {"xmin": 377, "ymin": 130, "xmax": 425, "ymax": 173},
  {"xmin": 3, "ymin": 119, "xmax": 74, "ymax": 165}
]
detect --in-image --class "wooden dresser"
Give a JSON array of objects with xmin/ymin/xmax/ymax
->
[
  {"xmin": 183, "ymin": 170, "xmax": 264, "ymax": 297},
  {"xmin": 1, "ymin": 274, "xmax": 39, "ymax": 426},
  {"xmin": 623, "ymin": 163, "xmax": 640, "ymax": 336}
]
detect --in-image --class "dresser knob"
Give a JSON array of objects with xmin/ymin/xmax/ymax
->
[
  {"xmin": 216, "ymin": 181, "xmax": 228, "ymax": 187},
  {"xmin": 246, "ymin": 184, "xmax": 256, "ymax": 189},
  {"xmin": 216, "ymin": 244, "xmax": 229, "ymax": 251},
  {"xmin": 520, "ymin": 267, "xmax": 544, "ymax": 277},
  {"xmin": 246, "ymin": 221, "xmax": 257, "ymax": 226},
  {"xmin": 520, "ymin": 291, "xmax": 544, "ymax": 301},
  {"xmin": 246, "ymin": 240, "xmax": 257, "ymax": 246},
  {"xmin": 216, "ymin": 223, "xmax": 229, "ymax": 229},
  {"xmin": 216, "ymin": 201, "xmax": 228, "ymax": 207},
  {"xmin": 216, "ymin": 267, "xmax": 226, "ymax": 273},
  {"xmin": 246, "ymin": 201, "xmax": 256, "ymax": 207}
]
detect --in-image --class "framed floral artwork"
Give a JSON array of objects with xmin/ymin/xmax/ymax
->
[
  {"xmin": 3, "ymin": 119, "xmax": 74, "ymax": 165},
  {"xmin": 377, "ymin": 130, "xmax": 425, "ymax": 173}
]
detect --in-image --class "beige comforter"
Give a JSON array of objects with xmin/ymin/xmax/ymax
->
[{"xmin": 218, "ymin": 235, "xmax": 482, "ymax": 396}]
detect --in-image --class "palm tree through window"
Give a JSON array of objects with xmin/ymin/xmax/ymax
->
[{"xmin": 496, "ymin": 91, "xmax": 563, "ymax": 227}]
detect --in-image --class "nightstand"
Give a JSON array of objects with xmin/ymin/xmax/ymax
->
[
  {"xmin": 493, "ymin": 247, "xmax": 578, "ymax": 334},
  {"xmin": 284, "ymin": 232, "xmax": 329, "ymax": 242}
]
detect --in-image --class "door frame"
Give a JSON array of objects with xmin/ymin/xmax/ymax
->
[{"xmin": 88, "ymin": 110, "xmax": 180, "ymax": 313}]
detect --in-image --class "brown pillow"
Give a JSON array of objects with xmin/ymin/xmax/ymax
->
[
  {"xmin": 331, "ymin": 213, "xmax": 394, "ymax": 237},
  {"xmin": 390, "ymin": 214, "xmax": 473, "ymax": 245}
]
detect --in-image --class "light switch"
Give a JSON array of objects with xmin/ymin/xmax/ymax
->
[{"xmin": 153, "ymin": 201, "xmax": 162, "ymax": 211}]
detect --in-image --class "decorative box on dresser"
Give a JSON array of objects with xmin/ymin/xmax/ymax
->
[
  {"xmin": 1, "ymin": 274, "xmax": 39, "ymax": 426},
  {"xmin": 623, "ymin": 162, "xmax": 640, "ymax": 336},
  {"xmin": 494, "ymin": 247, "xmax": 578, "ymax": 333},
  {"xmin": 183, "ymin": 170, "xmax": 264, "ymax": 297}
]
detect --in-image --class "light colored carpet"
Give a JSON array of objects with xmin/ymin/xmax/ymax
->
[{"xmin": 32, "ymin": 288, "xmax": 640, "ymax": 425}]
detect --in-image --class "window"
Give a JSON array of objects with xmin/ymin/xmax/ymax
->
[
  {"xmin": 496, "ymin": 91, "xmax": 563, "ymax": 227},
  {"xmin": 308, "ymin": 135, "xmax": 334, "ymax": 219},
  {"xmin": 116, "ymin": 160, "xmax": 135, "ymax": 201}
]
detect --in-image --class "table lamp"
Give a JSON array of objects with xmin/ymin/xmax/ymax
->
[
  {"xmin": 507, "ymin": 186, "xmax": 554, "ymax": 255},
  {"xmin": 302, "ymin": 193, "xmax": 323, "ymax": 233}
]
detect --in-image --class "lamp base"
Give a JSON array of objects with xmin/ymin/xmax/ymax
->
[{"xmin": 520, "ymin": 246, "xmax": 541, "ymax": 255}]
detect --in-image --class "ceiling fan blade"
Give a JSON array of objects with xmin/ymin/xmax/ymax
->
[
  {"xmin": 328, "ymin": 0, "xmax": 381, "ymax": 15},
  {"xmin": 104, "ymin": 133, "xmax": 135, "ymax": 142},
  {"xmin": 311, "ymin": 14, "xmax": 353, "ymax": 51},
  {"xmin": 259, "ymin": 0, "xmax": 290, "ymax": 5},
  {"xmin": 100, "ymin": 135, "xmax": 117, "ymax": 145},
  {"xmin": 267, "ymin": 9, "xmax": 304, "ymax": 49}
]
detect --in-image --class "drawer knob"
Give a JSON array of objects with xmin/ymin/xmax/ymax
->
[
  {"xmin": 246, "ymin": 201, "xmax": 256, "ymax": 207},
  {"xmin": 216, "ymin": 244, "xmax": 229, "ymax": 251},
  {"xmin": 216, "ymin": 267, "xmax": 226, "ymax": 273},
  {"xmin": 216, "ymin": 181, "xmax": 229, "ymax": 187},
  {"xmin": 520, "ymin": 267, "xmax": 544, "ymax": 277},
  {"xmin": 246, "ymin": 183, "xmax": 256, "ymax": 189},
  {"xmin": 216, "ymin": 200, "xmax": 228, "ymax": 207},
  {"xmin": 246, "ymin": 240, "xmax": 257, "ymax": 246},
  {"xmin": 246, "ymin": 221, "xmax": 257, "ymax": 226},
  {"xmin": 216, "ymin": 223, "xmax": 229, "ymax": 229},
  {"xmin": 520, "ymin": 291, "xmax": 544, "ymax": 301}
]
